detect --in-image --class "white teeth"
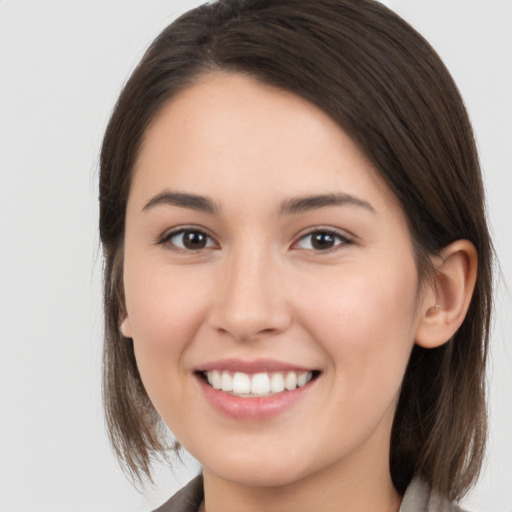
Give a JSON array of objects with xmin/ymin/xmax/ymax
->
[
  {"xmin": 232, "ymin": 372, "xmax": 251, "ymax": 394},
  {"xmin": 211, "ymin": 370, "xmax": 222, "ymax": 389},
  {"xmin": 297, "ymin": 371, "xmax": 311, "ymax": 387},
  {"xmin": 204, "ymin": 370, "xmax": 315, "ymax": 396},
  {"xmin": 220, "ymin": 372, "xmax": 233, "ymax": 391},
  {"xmin": 270, "ymin": 372, "xmax": 285, "ymax": 393},
  {"xmin": 251, "ymin": 373, "xmax": 270, "ymax": 394},
  {"xmin": 284, "ymin": 371, "xmax": 297, "ymax": 391}
]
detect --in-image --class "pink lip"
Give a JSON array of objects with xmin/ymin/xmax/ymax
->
[
  {"xmin": 194, "ymin": 359, "xmax": 319, "ymax": 421},
  {"xmin": 196, "ymin": 358, "xmax": 314, "ymax": 374}
]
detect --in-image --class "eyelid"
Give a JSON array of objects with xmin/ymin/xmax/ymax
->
[
  {"xmin": 156, "ymin": 225, "xmax": 219, "ymax": 251},
  {"xmin": 155, "ymin": 225, "xmax": 353, "ymax": 252},
  {"xmin": 291, "ymin": 227, "xmax": 353, "ymax": 252}
]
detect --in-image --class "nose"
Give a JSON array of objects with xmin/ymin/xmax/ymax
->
[{"xmin": 208, "ymin": 246, "xmax": 292, "ymax": 342}]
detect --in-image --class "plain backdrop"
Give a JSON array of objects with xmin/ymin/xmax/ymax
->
[{"xmin": 0, "ymin": 1, "xmax": 510, "ymax": 511}]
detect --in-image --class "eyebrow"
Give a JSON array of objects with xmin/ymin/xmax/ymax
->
[
  {"xmin": 142, "ymin": 191, "xmax": 219, "ymax": 214},
  {"xmin": 142, "ymin": 191, "xmax": 375, "ymax": 216},
  {"xmin": 279, "ymin": 193, "xmax": 375, "ymax": 215}
]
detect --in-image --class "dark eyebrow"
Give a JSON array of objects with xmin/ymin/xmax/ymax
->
[
  {"xmin": 142, "ymin": 191, "xmax": 218, "ymax": 214},
  {"xmin": 280, "ymin": 193, "xmax": 376, "ymax": 215}
]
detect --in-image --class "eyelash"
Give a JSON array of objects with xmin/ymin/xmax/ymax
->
[
  {"xmin": 157, "ymin": 227, "xmax": 352, "ymax": 253},
  {"xmin": 293, "ymin": 229, "xmax": 351, "ymax": 252},
  {"xmin": 158, "ymin": 227, "xmax": 218, "ymax": 251}
]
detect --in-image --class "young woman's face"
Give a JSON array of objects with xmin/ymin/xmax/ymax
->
[{"xmin": 123, "ymin": 73, "xmax": 427, "ymax": 488}]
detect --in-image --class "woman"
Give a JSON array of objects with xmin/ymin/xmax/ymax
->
[{"xmin": 99, "ymin": 1, "xmax": 493, "ymax": 510}]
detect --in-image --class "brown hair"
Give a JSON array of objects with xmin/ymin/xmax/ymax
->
[{"xmin": 99, "ymin": 0, "xmax": 493, "ymax": 500}]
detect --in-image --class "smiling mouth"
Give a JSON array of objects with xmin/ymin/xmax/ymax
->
[{"xmin": 198, "ymin": 370, "xmax": 320, "ymax": 398}]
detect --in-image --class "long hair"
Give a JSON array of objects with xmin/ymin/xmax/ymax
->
[{"xmin": 99, "ymin": 0, "xmax": 492, "ymax": 499}]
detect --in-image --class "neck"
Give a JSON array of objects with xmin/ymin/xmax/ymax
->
[{"xmin": 201, "ymin": 440, "xmax": 402, "ymax": 512}]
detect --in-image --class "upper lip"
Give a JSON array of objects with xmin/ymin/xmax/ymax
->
[{"xmin": 196, "ymin": 358, "xmax": 317, "ymax": 374}]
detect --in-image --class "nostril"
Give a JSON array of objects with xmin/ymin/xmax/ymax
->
[{"xmin": 257, "ymin": 327, "xmax": 280, "ymax": 336}]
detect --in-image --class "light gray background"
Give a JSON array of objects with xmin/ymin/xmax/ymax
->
[{"xmin": 0, "ymin": 1, "xmax": 510, "ymax": 511}]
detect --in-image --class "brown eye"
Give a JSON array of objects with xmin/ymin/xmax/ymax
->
[
  {"xmin": 163, "ymin": 229, "xmax": 216, "ymax": 250},
  {"xmin": 295, "ymin": 230, "xmax": 349, "ymax": 251},
  {"xmin": 182, "ymin": 230, "xmax": 208, "ymax": 249}
]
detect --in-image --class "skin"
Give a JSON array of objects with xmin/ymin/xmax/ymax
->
[{"xmin": 121, "ymin": 72, "xmax": 441, "ymax": 512}]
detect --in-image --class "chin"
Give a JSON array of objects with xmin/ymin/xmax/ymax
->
[
  {"xmin": 217, "ymin": 464, "xmax": 307, "ymax": 488},
  {"xmin": 199, "ymin": 447, "xmax": 318, "ymax": 489}
]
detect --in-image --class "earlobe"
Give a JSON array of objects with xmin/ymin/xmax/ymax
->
[
  {"xmin": 120, "ymin": 316, "xmax": 133, "ymax": 338},
  {"xmin": 415, "ymin": 240, "xmax": 478, "ymax": 349}
]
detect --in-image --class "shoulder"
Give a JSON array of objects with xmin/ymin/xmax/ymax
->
[
  {"xmin": 400, "ymin": 477, "xmax": 467, "ymax": 512},
  {"xmin": 152, "ymin": 475, "xmax": 204, "ymax": 512}
]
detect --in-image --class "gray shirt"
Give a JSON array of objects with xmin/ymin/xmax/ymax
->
[
  {"xmin": 153, "ymin": 474, "xmax": 465, "ymax": 512},
  {"xmin": 399, "ymin": 478, "xmax": 464, "ymax": 512}
]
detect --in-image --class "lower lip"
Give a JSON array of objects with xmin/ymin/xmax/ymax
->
[{"xmin": 195, "ymin": 374, "xmax": 317, "ymax": 420}]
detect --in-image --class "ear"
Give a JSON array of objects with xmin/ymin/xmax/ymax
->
[
  {"xmin": 415, "ymin": 240, "xmax": 478, "ymax": 349},
  {"xmin": 120, "ymin": 316, "xmax": 133, "ymax": 338}
]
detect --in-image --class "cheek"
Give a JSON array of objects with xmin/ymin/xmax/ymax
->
[
  {"xmin": 123, "ymin": 259, "xmax": 214, "ymax": 380},
  {"xmin": 296, "ymin": 260, "xmax": 419, "ymax": 390}
]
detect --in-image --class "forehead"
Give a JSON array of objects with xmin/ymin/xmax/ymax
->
[{"xmin": 131, "ymin": 72, "xmax": 403, "ymax": 220}]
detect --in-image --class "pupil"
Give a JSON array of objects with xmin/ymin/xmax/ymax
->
[
  {"xmin": 312, "ymin": 232, "xmax": 334, "ymax": 250},
  {"xmin": 184, "ymin": 231, "xmax": 206, "ymax": 249}
]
